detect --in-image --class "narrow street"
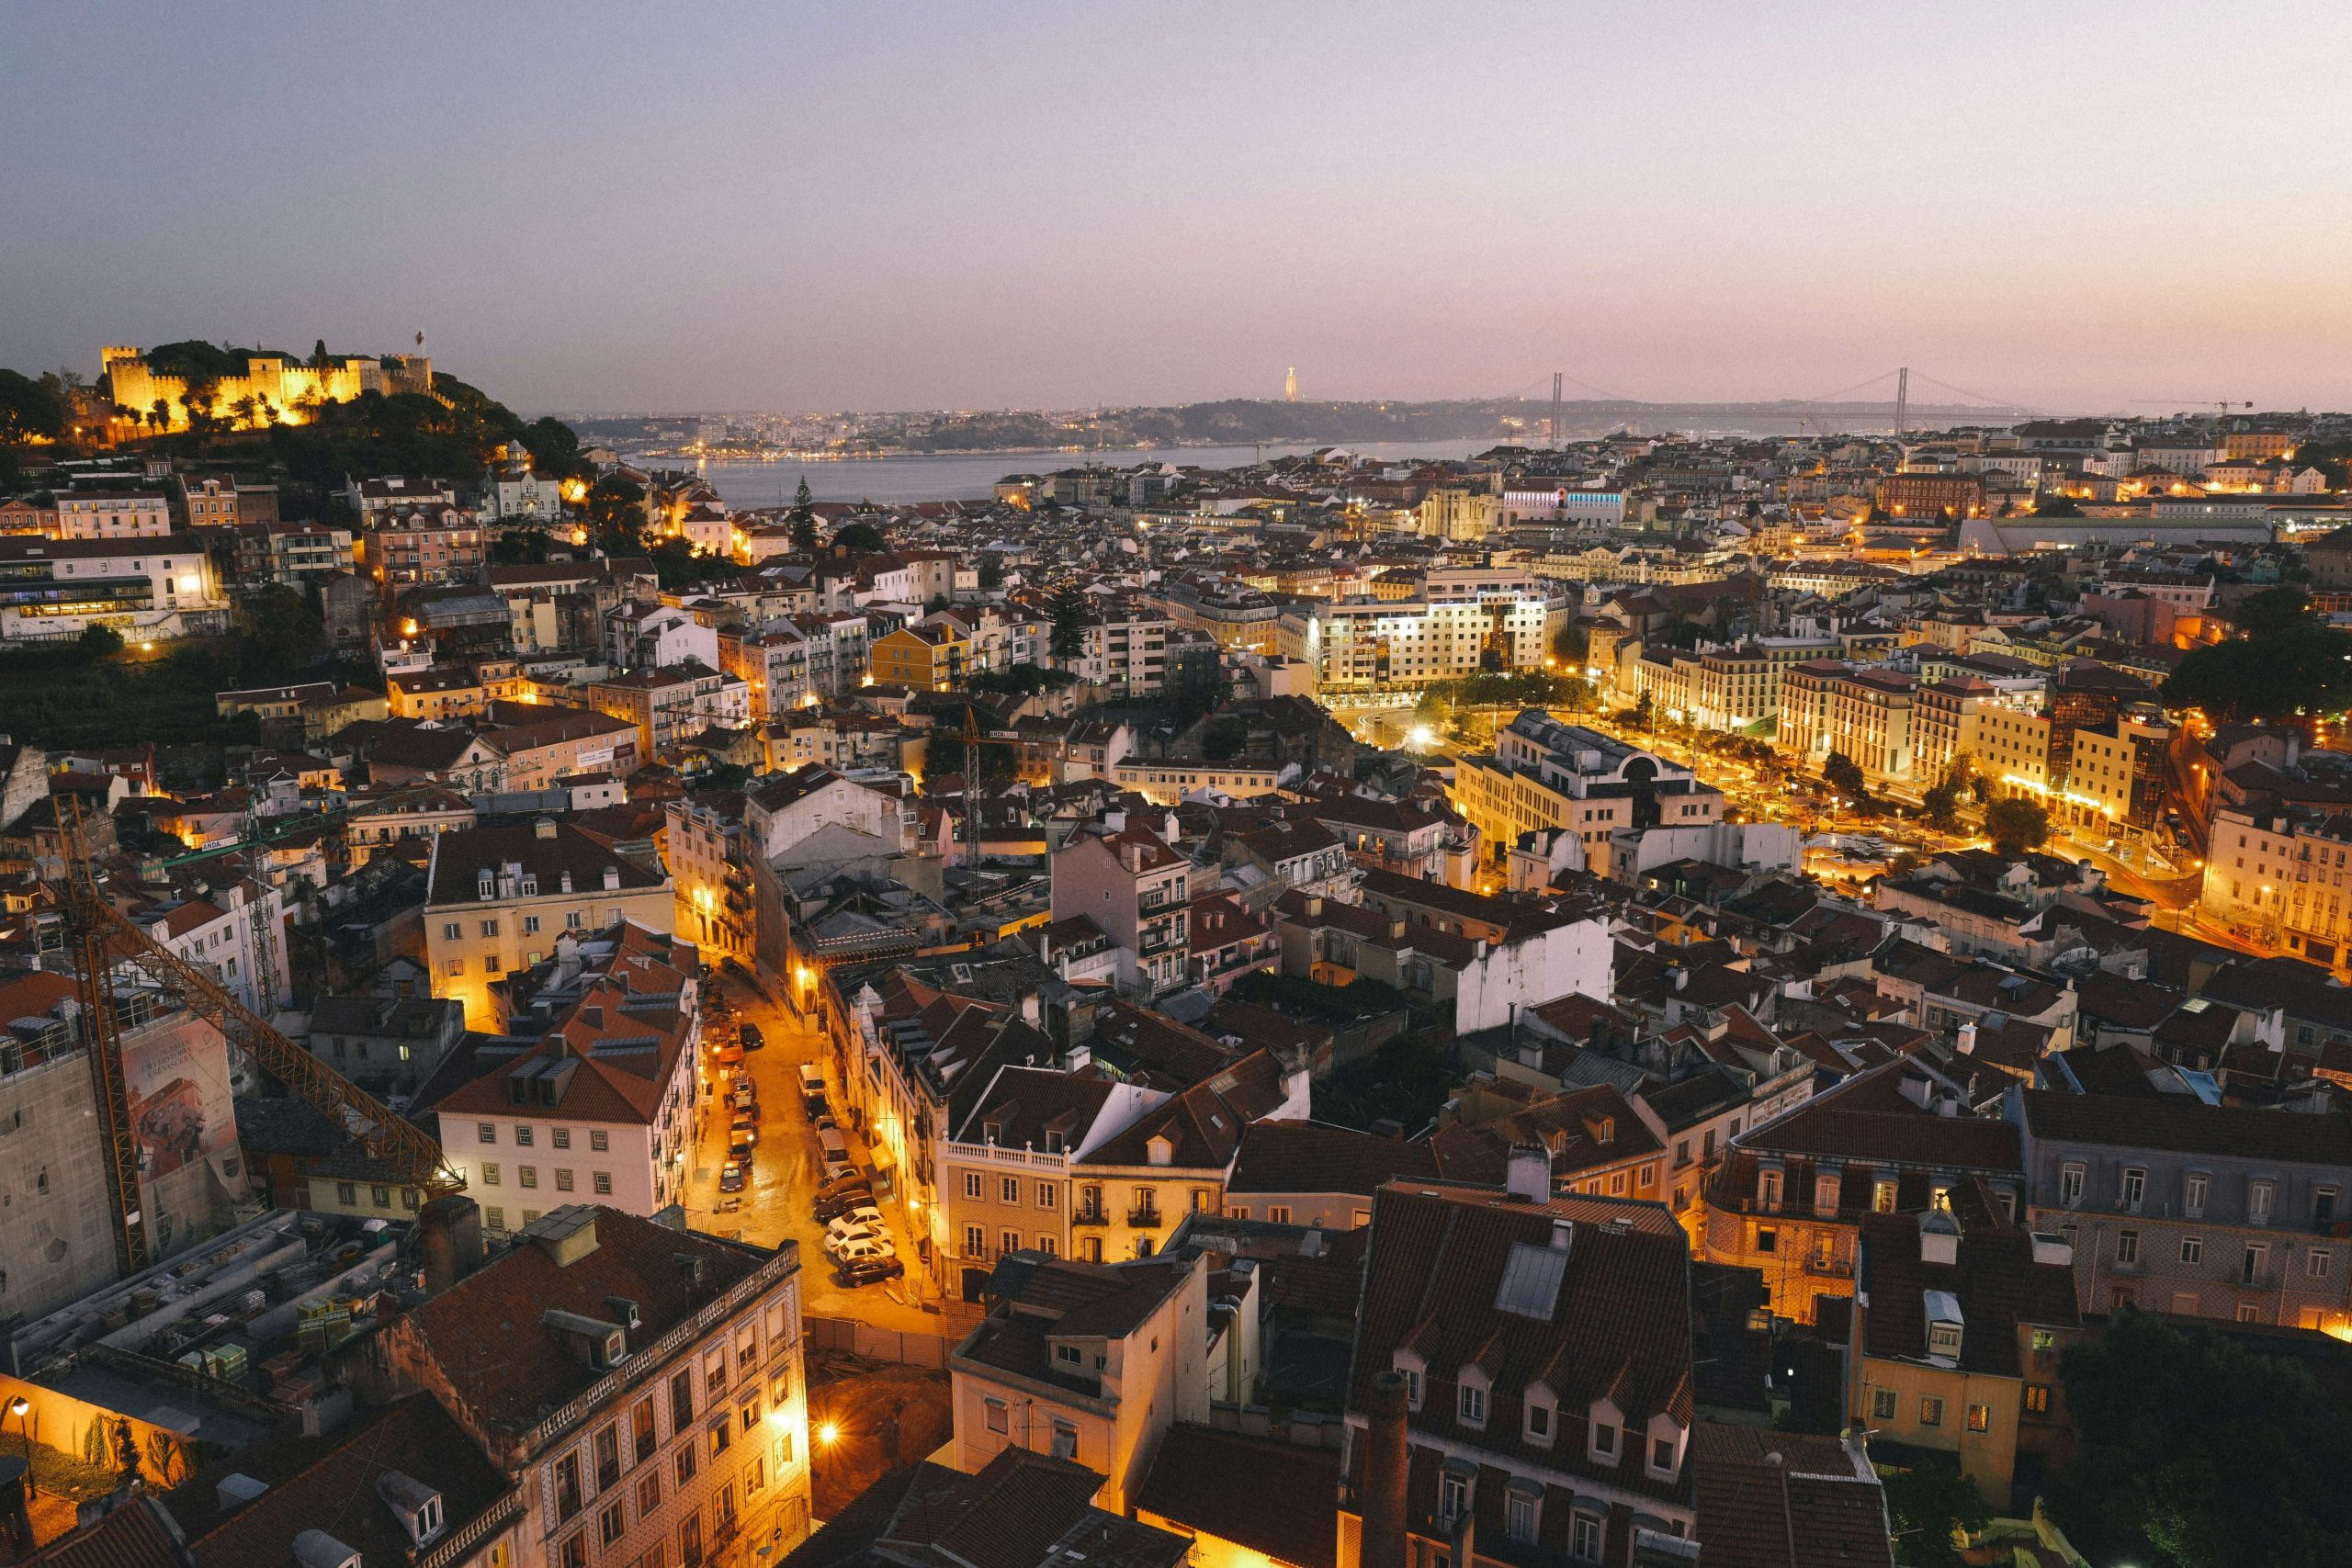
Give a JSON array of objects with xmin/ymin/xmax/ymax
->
[{"xmin": 684, "ymin": 969, "xmax": 964, "ymax": 1337}]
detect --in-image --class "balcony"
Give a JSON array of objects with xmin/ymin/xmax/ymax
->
[
  {"xmin": 1804, "ymin": 1257, "xmax": 1854, "ymax": 1279},
  {"xmin": 1071, "ymin": 1207, "xmax": 1108, "ymax": 1227},
  {"xmin": 1125, "ymin": 1207, "xmax": 1163, "ymax": 1229}
]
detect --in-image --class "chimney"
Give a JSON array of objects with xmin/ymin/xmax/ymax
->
[
  {"xmin": 1359, "ymin": 1372, "xmax": 1411, "ymax": 1568},
  {"xmin": 1919, "ymin": 1210, "xmax": 1960, "ymax": 1266},
  {"xmin": 535, "ymin": 817, "xmax": 559, "ymax": 840},
  {"xmin": 1505, "ymin": 1144, "xmax": 1551, "ymax": 1202},
  {"xmin": 417, "ymin": 1194, "xmax": 483, "ymax": 1292},
  {"xmin": 1549, "ymin": 1217, "xmax": 1574, "ymax": 1254}
]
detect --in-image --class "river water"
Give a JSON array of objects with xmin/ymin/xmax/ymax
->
[{"xmin": 628, "ymin": 439, "xmax": 1493, "ymax": 509}]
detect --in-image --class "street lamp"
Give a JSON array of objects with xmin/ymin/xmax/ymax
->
[{"xmin": 8, "ymin": 1395, "xmax": 31, "ymax": 1496}]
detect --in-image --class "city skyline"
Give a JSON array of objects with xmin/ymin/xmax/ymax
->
[{"xmin": 6, "ymin": 2, "xmax": 2352, "ymax": 414}]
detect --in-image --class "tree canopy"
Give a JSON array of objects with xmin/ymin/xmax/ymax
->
[
  {"xmin": 1984, "ymin": 794, "xmax": 2051, "ymax": 855},
  {"xmin": 832, "ymin": 520, "xmax": 886, "ymax": 553},
  {"xmin": 1822, "ymin": 750, "xmax": 1870, "ymax": 803},
  {"xmin": 787, "ymin": 477, "xmax": 819, "ymax": 551},
  {"xmin": 0, "ymin": 368, "xmax": 67, "ymax": 445},
  {"xmin": 2047, "ymin": 1312, "xmax": 2352, "ymax": 1568},
  {"xmin": 2164, "ymin": 587, "xmax": 2352, "ymax": 721}
]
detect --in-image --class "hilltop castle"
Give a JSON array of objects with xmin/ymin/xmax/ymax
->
[{"xmin": 101, "ymin": 344, "xmax": 435, "ymax": 430}]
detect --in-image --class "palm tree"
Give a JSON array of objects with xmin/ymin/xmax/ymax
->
[{"xmin": 149, "ymin": 398, "xmax": 170, "ymax": 433}]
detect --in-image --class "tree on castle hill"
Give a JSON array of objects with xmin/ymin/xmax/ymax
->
[
  {"xmin": 787, "ymin": 476, "xmax": 819, "ymax": 551},
  {"xmin": 2163, "ymin": 585, "xmax": 2352, "ymax": 723},
  {"xmin": 0, "ymin": 367, "xmax": 67, "ymax": 445},
  {"xmin": 1983, "ymin": 794, "xmax": 2050, "ymax": 856},
  {"xmin": 583, "ymin": 475, "xmax": 649, "ymax": 556},
  {"xmin": 2045, "ymin": 1311, "xmax": 2352, "ymax": 1568}
]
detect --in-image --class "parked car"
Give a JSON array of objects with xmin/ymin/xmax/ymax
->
[
  {"xmin": 826, "ymin": 1205, "xmax": 884, "ymax": 1236},
  {"xmin": 718, "ymin": 1162, "xmax": 744, "ymax": 1193},
  {"xmin": 835, "ymin": 1254, "xmax": 906, "ymax": 1289},
  {"xmin": 831, "ymin": 1235, "xmax": 895, "ymax": 1264},
  {"xmin": 824, "ymin": 1225, "xmax": 890, "ymax": 1258},
  {"xmin": 812, "ymin": 1188, "xmax": 876, "ymax": 1224},
  {"xmin": 729, "ymin": 1081, "xmax": 757, "ymax": 1112},
  {"xmin": 738, "ymin": 1022, "xmax": 763, "ymax": 1051},
  {"xmin": 715, "ymin": 1041, "xmax": 745, "ymax": 1068},
  {"xmin": 813, "ymin": 1170, "xmax": 870, "ymax": 1202},
  {"xmin": 729, "ymin": 1115, "xmax": 758, "ymax": 1148}
]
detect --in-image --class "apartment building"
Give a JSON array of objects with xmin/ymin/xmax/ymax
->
[
  {"xmin": 481, "ymin": 706, "xmax": 641, "ymax": 792},
  {"xmin": 55, "ymin": 489, "xmax": 171, "ymax": 538},
  {"xmin": 1340, "ymin": 1179, "xmax": 1702, "ymax": 1568},
  {"xmin": 426, "ymin": 923, "xmax": 703, "ymax": 1226},
  {"xmin": 1276, "ymin": 592, "xmax": 1550, "ymax": 693},
  {"xmin": 217, "ymin": 519, "xmax": 357, "ymax": 586},
  {"xmin": 130, "ymin": 876, "xmax": 292, "ymax": 1016},
  {"xmin": 2010, "ymin": 1086, "xmax": 2352, "ymax": 1332},
  {"xmin": 1079, "ymin": 608, "xmax": 1171, "ymax": 694},
  {"xmin": 2064, "ymin": 713, "xmax": 2171, "ymax": 829},
  {"xmin": 423, "ymin": 819, "xmax": 675, "ymax": 1027},
  {"xmin": 1049, "ymin": 821, "xmax": 1192, "ymax": 998},
  {"xmin": 0, "ymin": 532, "xmax": 229, "ymax": 643},
  {"xmin": 950, "ymin": 1253, "xmax": 1210, "ymax": 1515},
  {"xmin": 174, "ymin": 473, "xmax": 279, "ymax": 530},
  {"xmin": 368, "ymin": 506, "xmax": 486, "ymax": 586},
  {"xmin": 720, "ymin": 616, "xmax": 880, "ymax": 719},
  {"xmin": 867, "ymin": 621, "xmax": 972, "ymax": 691},
  {"xmin": 1777, "ymin": 660, "xmax": 1917, "ymax": 788},
  {"xmin": 1849, "ymin": 1206, "xmax": 2082, "ymax": 1497},
  {"xmin": 369, "ymin": 1205, "xmax": 812, "ymax": 1567},
  {"xmin": 1703, "ymin": 1058, "xmax": 2024, "ymax": 1324},
  {"xmin": 1449, "ymin": 711, "xmax": 1722, "ymax": 878},
  {"xmin": 347, "ymin": 474, "xmax": 460, "ymax": 522},
  {"xmin": 666, "ymin": 795, "xmax": 755, "ymax": 963},
  {"xmin": 588, "ymin": 660, "xmax": 752, "ymax": 756}
]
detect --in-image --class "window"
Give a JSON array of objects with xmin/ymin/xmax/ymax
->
[
  {"xmin": 1759, "ymin": 1168, "xmax": 1782, "ymax": 1210},
  {"xmin": 1400, "ymin": 1367, "xmax": 1420, "ymax": 1408},
  {"xmin": 1001, "ymin": 1229, "xmax": 1022, "ymax": 1257},
  {"xmin": 594, "ymin": 1424, "xmax": 621, "ymax": 1489},
  {"xmin": 556, "ymin": 1169, "xmax": 575, "ymax": 1191},
  {"xmin": 985, "ymin": 1399, "xmax": 1009, "ymax": 1434},
  {"xmin": 554, "ymin": 1127, "xmax": 571, "ymax": 1149},
  {"xmin": 554, "ymin": 1453, "xmax": 583, "ymax": 1522},
  {"xmin": 1458, "ymin": 1384, "xmax": 1486, "ymax": 1425},
  {"xmin": 2116, "ymin": 1229, "xmax": 2139, "ymax": 1265},
  {"xmin": 481, "ymin": 919, "xmax": 499, "ymax": 939},
  {"xmin": 639, "ymin": 1468, "xmax": 662, "ymax": 1515},
  {"xmin": 1966, "ymin": 1404, "xmax": 1991, "ymax": 1433},
  {"xmin": 2245, "ymin": 1243, "xmax": 2269, "ymax": 1284},
  {"xmin": 2058, "ymin": 1163, "xmax": 2085, "ymax": 1206},
  {"xmin": 2320, "ymin": 1187, "xmax": 2340, "ymax": 1225},
  {"xmin": 1570, "ymin": 1512, "xmax": 1602, "ymax": 1562},
  {"xmin": 336, "ymin": 1182, "xmax": 357, "ymax": 1205},
  {"xmin": 2180, "ymin": 1235, "xmax": 2203, "ymax": 1265},
  {"xmin": 746, "ymin": 1453, "xmax": 765, "ymax": 1493},
  {"xmin": 594, "ymin": 1172, "xmax": 613, "ymax": 1195},
  {"xmin": 1506, "ymin": 1489, "xmax": 1538, "ymax": 1544},
  {"xmin": 2186, "ymin": 1172, "xmax": 2209, "ymax": 1216},
  {"xmin": 1756, "ymin": 1225, "xmax": 1777, "ymax": 1253},
  {"xmin": 446, "ymin": 958, "xmax": 465, "ymax": 976},
  {"xmin": 1049, "ymin": 1419, "xmax": 1078, "ymax": 1460},
  {"xmin": 2120, "ymin": 1168, "xmax": 2145, "ymax": 1210},
  {"xmin": 443, "ymin": 922, "xmax": 462, "ymax": 941},
  {"xmin": 559, "ymin": 1533, "xmax": 587, "ymax": 1568},
  {"xmin": 965, "ymin": 1225, "xmax": 986, "ymax": 1258},
  {"xmin": 1871, "ymin": 1388, "xmax": 1896, "ymax": 1421},
  {"xmin": 1919, "ymin": 1396, "xmax": 1945, "ymax": 1427},
  {"xmin": 707, "ymin": 1418, "xmax": 730, "ymax": 1459},
  {"xmin": 1439, "ymin": 1472, "xmax": 1469, "ymax": 1528},
  {"xmin": 478, "ymin": 1122, "xmax": 497, "ymax": 1145},
  {"xmin": 601, "ymin": 1500, "xmax": 626, "ymax": 1548},
  {"xmin": 680, "ymin": 1515, "xmax": 701, "ymax": 1568},
  {"xmin": 1874, "ymin": 1179, "xmax": 1898, "ymax": 1213},
  {"xmin": 1037, "ymin": 1182, "xmax": 1057, "ymax": 1210},
  {"xmin": 2312, "ymin": 1249, "xmax": 2334, "ymax": 1280},
  {"xmin": 670, "ymin": 1369, "xmax": 694, "ymax": 1429},
  {"xmin": 1001, "ymin": 1176, "xmax": 1020, "ymax": 1203},
  {"xmin": 1267, "ymin": 1204, "xmax": 1292, "ymax": 1224},
  {"xmin": 705, "ymin": 1348, "xmax": 728, "ymax": 1394},
  {"xmin": 515, "ymin": 1125, "xmax": 535, "ymax": 1146},
  {"xmin": 1591, "ymin": 1421, "xmax": 1617, "ymax": 1459},
  {"xmin": 964, "ymin": 1172, "xmax": 982, "ymax": 1200},
  {"xmin": 525, "ymin": 915, "xmax": 542, "ymax": 935},
  {"xmin": 591, "ymin": 1130, "xmax": 609, "ymax": 1152},
  {"xmin": 741, "ymin": 1398, "xmax": 760, "ymax": 1437},
  {"xmin": 2024, "ymin": 1383, "xmax": 2052, "ymax": 1416},
  {"xmin": 634, "ymin": 1396, "xmax": 659, "ymax": 1465},
  {"xmin": 2252, "ymin": 1180, "xmax": 2275, "ymax": 1224},
  {"xmin": 519, "ymin": 1166, "xmax": 537, "ymax": 1189},
  {"xmin": 1525, "ymin": 1402, "xmax": 1551, "ymax": 1442}
]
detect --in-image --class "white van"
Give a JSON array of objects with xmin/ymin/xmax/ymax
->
[{"xmin": 816, "ymin": 1126, "xmax": 854, "ymax": 1179}]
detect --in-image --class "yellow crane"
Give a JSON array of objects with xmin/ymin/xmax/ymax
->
[{"xmin": 54, "ymin": 794, "xmax": 463, "ymax": 1277}]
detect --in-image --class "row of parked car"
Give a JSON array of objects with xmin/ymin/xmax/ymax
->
[{"xmin": 814, "ymin": 1166, "xmax": 903, "ymax": 1289}]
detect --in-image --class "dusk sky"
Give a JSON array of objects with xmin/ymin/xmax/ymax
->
[{"xmin": 7, "ymin": 2, "xmax": 2351, "ymax": 416}]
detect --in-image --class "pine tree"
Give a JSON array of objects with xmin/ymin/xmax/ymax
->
[{"xmin": 787, "ymin": 476, "xmax": 818, "ymax": 551}]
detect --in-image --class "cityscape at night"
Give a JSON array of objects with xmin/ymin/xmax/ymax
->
[{"xmin": 2, "ymin": 6, "xmax": 2348, "ymax": 1568}]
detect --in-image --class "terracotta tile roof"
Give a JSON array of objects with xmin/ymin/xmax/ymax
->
[
  {"xmin": 1690, "ymin": 1423, "xmax": 1894, "ymax": 1568},
  {"xmin": 2018, "ymin": 1087, "xmax": 2352, "ymax": 1164},
  {"xmin": 1348, "ymin": 1183, "xmax": 1695, "ymax": 1506},
  {"xmin": 1427, "ymin": 1082, "xmax": 1663, "ymax": 1185},
  {"xmin": 1227, "ymin": 1119, "xmax": 1441, "ymax": 1197},
  {"xmin": 424, "ymin": 821, "xmax": 665, "ymax": 906},
  {"xmin": 1132, "ymin": 1425, "xmax": 1338, "ymax": 1568},
  {"xmin": 394, "ymin": 1207, "xmax": 770, "ymax": 1437},
  {"xmin": 1740, "ymin": 1059, "xmax": 2020, "ymax": 1173},
  {"xmin": 24, "ymin": 1495, "xmax": 187, "ymax": 1568}
]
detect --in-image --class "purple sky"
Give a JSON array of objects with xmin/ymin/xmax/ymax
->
[{"xmin": 6, "ymin": 3, "xmax": 2350, "ymax": 415}]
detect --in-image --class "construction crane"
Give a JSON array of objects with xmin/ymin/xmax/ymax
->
[
  {"xmin": 2128, "ymin": 399, "xmax": 2254, "ymax": 420},
  {"xmin": 945, "ymin": 701, "xmax": 1023, "ymax": 872},
  {"xmin": 53, "ymin": 795, "xmax": 463, "ymax": 1277}
]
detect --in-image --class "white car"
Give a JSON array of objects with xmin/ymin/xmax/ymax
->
[
  {"xmin": 824, "ymin": 1220, "xmax": 888, "ymax": 1254},
  {"xmin": 826, "ymin": 1205, "xmax": 884, "ymax": 1236},
  {"xmin": 831, "ymin": 1234, "xmax": 896, "ymax": 1263}
]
